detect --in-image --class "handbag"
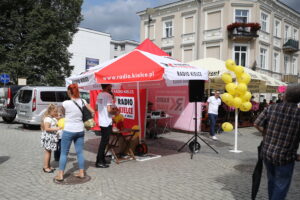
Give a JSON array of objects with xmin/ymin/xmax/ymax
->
[{"xmin": 73, "ymin": 99, "xmax": 96, "ymax": 129}]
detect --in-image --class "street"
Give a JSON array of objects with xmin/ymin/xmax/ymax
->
[{"xmin": 0, "ymin": 119, "xmax": 300, "ymax": 200}]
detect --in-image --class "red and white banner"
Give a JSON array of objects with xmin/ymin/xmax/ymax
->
[{"xmin": 90, "ymin": 89, "xmax": 147, "ymax": 138}]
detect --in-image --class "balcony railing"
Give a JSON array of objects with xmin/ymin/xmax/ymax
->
[
  {"xmin": 282, "ymin": 39, "xmax": 299, "ymax": 53},
  {"xmin": 227, "ymin": 22, "xmax": 260, "ymax": 41}
]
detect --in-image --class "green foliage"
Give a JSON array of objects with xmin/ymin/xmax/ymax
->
[{"xmin": 0, "ymin": 0, "xmax": 83, "ymax": 86}]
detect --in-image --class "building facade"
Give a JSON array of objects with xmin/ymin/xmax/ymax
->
[
  {"xmin": 137, "ymin": 0, "xmax": 300, "ymax": 87},
  {"xmin": 68, "ymin": 27, "xmax": 111, "ymax": 76},
  {"xmin": 110, "ymin": 40, "xmax": 139, "ymax": 59}
]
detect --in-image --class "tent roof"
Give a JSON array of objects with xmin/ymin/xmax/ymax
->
[{"xmin": 135, "ymin": 39, "xmax": 170, "ymax": 56}]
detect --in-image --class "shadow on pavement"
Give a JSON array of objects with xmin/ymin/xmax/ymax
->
[
  {"xmin": 84, "ymin": 136, "xmax": 189, "ymax": 157},
  {"xmin": 0, "ymin": 156, "xmax": 10, "ymax": 165},
  {"xmin": 84, "ymin": 133, "xmax": 233, "ymax": 157},
  {"xmin": 215, "ymin": 159, "xmax": 268, "ymax": 200},
  {"xmin": 14, "ymin": 124, "xmax": 41, "ymax": 131}
]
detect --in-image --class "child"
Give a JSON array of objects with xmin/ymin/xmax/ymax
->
[
  {"xmin": 54, "ymin": 107, "xmax": 65, "ymax": 161},
  {"xmin": 113, "ymin": 108, "xmax": 124, "ymax": 132},
  {"xmin": 40, "ymin": 104, "xmax": 61, "ymax": 173}
]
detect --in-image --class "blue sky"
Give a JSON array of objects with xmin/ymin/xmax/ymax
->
[{"xmin": 80, "ymin": 0, "xmax": 300, "ymax": 42}]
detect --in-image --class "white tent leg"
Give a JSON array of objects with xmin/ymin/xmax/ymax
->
[
  {"xmin": 137, "ymin": 82, "xmax": 142, "ymax": 143},
  {"xmin": 143, "ymin": 88, "xmax": 149, "ymax": 142},
  {"xmin": 230, "ymin": 108, "xmax": 242, "ymax": 153}
]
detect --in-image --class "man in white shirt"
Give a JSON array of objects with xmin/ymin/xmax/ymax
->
[
  {"xmin": 95, "ymin": 84, "xmax": 117, "ymax": 168},
  {"xmin": 207, "ymin": 90, "xmax": 221, "ymax": 140}
]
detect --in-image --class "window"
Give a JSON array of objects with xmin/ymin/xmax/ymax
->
[
  {"xmin": 164, "ymin": 49, "xmax": 172, "ymax": 57},
  {"xmin": 235, "ymin": 9, "xmax": 248, "ymax": 23},
  {"xmin": 80, "ymin": 91, "xmax": 90, "ymax": 103},
  {"xmin": 234, "ymin": 45, "xmax": 247, "ymax": 67},
  {"xmin": 274, "ymin": 20, "xmax": 281, "ymax": 37},
  {"xmin": 207, "ymin": 11, "xmax": 221, "ymax": 29},
  {"xmin": 292, "ymin": 57, "xmax": 297, "ymax": 75},
  {"xmin": 261, "ymin": 12, "xmax": 268, "ymax": 32},
  {"xmin": 18, "ymin": 90, "xmax": 32, "ymax": 103},
  {"xmin": 285, "ymin": 25, "xmax": 290, "ymax": 42},
  {"xmin": 206, "ymin": 46, "xmax": 220, "ymax": 59},
  {"xmin": 114, "ymin": 44, "xmax": 118, "ymax": 50},
  {"xmin": 183, "ymin": 48, "xmax": 193, "ymax": 62},
  {"xmin": 260, "ymin": 48, "xmax": 267, "ymax": 69},
  {"xmin": 184, "ymin": 16, "xmax": 194, "ymax": 33},
  {"xmin": 145, "ymin": 24, "xmax": 155, "ymax": 40},
  {"xmin": 273, "ymin": 52, "xmax": 280, "ymax": 72},
  {"xmin": 284, "ymin": 55, "xmax": 289, "ymax": 74},
  {"xmin": 56, "ymin": 92, "xmax": 69, "ymax": 102},
  {"xmin": 120, "ymin": 45, "xmax": 125, "ymax": 51},
  {"xmin": 164, "ymin": 21, "xmax": 173, "ymax": 38},
  {"xmin": 40, "ymin": 92, "xmax": 57, "ymax": 102},
  {"xmin": 292, "ymin": 28, "xmax": 298, "ymax": 40}
]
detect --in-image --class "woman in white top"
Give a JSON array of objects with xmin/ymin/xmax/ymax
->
[{"xmin": 55, "ymin": 84, "xmax": 94, "ymax": 181}]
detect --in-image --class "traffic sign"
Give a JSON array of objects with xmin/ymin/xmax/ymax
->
[{"xmin": 0, "ymin": 73, "xmax": 10, "ymax": 84}]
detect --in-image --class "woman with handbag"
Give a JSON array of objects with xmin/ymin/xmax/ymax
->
[{"xmin": 54, "ymin": 83, "xmax": 94, "ymax": 181}]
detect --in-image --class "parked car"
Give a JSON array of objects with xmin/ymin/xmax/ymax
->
[
  {"xmin": 15, "ymin": 86, "xmax": 90, "ymax": 126},
  {"xmin": 0, "ymin": 85, "xmax": 24, "ymax": 123}
]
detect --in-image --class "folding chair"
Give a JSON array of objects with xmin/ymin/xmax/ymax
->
[{"xmin": 105, "ymin": 124, "xmax": 140, "ymax": 164}]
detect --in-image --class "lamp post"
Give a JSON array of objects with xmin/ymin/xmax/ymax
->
[{"xmin": 146, "ymin": 8, "xmax": 156, "ymax": 39}]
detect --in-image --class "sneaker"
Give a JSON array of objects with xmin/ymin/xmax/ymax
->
[{"xmin": 211, "ymin": 136, "xmax": 218, "ymax": 140}]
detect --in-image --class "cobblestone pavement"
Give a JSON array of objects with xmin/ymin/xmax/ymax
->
[{"xmin": 0, "ymin": 119, "xmax": 300, "ymax": 200}]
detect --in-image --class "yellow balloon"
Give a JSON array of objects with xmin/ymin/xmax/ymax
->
[
  {"xmin": 233, "ymin": 97, "xmax": 243, "ymax": 108},
  {"xmin": 225, "ymin": 83, "xmax": 237, "ymax": 96},
  {"xmin": 221, "ymin": 73, "xmax": 232, "ymax": 84},
  {"xmin": 57, "ymin": 118, "xmax": 65, "ymax": 129},
  {"xmin": 241, "ymin": 91, "xmax": 252, "ymax": 102},
  {"xmin": 237, "ymin": 72, "xmax": 251, "ymax": 85},
  {"xmin": 221, "ymin": 93, "xmax": 233, "ymax": 105},
  {"xmin": 227, "ymin": 99, "xmax": 235, "ymax": 107},
  {"xmin": 236, "ymin": 83, "xmax": 248, "ymax": 95},
  {"xmin": 234, "ymin": 65, "xmax": 245, "ymax": 76},
  {"xmin": 225, "ymin": 59, "xmax": 236, "ymax": 71},
  {"xmin": 240, "ymin": 101, "xmax": 252, "ymax": 112},
  {"xmin": 222, "ymin": 122, "xmax": 233, "ymax": 132}
]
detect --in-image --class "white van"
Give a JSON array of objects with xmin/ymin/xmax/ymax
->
[{"xmin": 15, "ymin": 86, "xmax": 89, "ymax": 125}]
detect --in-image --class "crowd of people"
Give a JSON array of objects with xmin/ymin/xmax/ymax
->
[
  {"xmin": 204, "ymin": 85, "xmax": 300, "ymax": 200},
  {"xmin": 40, "ymin": 83, "xmax": 139, "ymax": 182},
  {"xmin": 39, "ymin": 82, "xmax": 300, "ymax": 200}
]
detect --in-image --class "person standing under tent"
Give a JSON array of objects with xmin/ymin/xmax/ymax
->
[
  {"xmin": 254, "ymin": 84, "xmax": 300, "ymax": 200},
  {"xmin": 207, "ymin": 90, "xmax": 221, "ymax": 140},
  {"xmin": 95, "ymin": 84, "xmax": 117, "ymax": 168}
]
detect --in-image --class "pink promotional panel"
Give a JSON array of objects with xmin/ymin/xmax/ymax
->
[{"xmin": 148, "ymin": 86, "xmax": 202, "ymax": 132}]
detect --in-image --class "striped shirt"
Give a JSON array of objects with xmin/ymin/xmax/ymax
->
[{"xmin": 254, "ymin": 102, "xmax": 300, "ymax": 166}]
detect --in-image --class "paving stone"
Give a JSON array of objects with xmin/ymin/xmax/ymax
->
[{"xmin": 1, "ymin": 120, "xmax": 300, "ymax": 199}]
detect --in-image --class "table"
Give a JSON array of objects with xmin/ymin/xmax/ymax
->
[{"xmin": 146, "ymin": 114, "xmax": 172, "ymax": 138}]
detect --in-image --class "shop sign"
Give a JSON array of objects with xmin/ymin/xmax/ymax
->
[
  {"xmin": 115, "ymin": 96, "xmax": 135, "ymax": 119},
  {"xmin": 86, "ymin": 57, "xmax": 99, "ymax": 70}
]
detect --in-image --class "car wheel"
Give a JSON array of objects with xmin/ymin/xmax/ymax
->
[{"xmin": 2, "ymin": 116, "xmax": 15, "ymax": 123}]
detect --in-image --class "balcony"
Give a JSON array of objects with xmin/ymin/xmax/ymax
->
[
  {"xmin": 282, "ymin": 39, "xmax": 299, "ymax": 53},
  {"xmin": 282, "ymin": 74, "xmax": 298, "ymax": 83},
  {"xmin": 227, "ymin": 22, "xmax": 260, "ymax": 42}
]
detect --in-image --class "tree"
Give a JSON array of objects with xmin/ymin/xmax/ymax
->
[{"xmin": 0, "ymin": 0, "xmax": 83, "ymax": 86}]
